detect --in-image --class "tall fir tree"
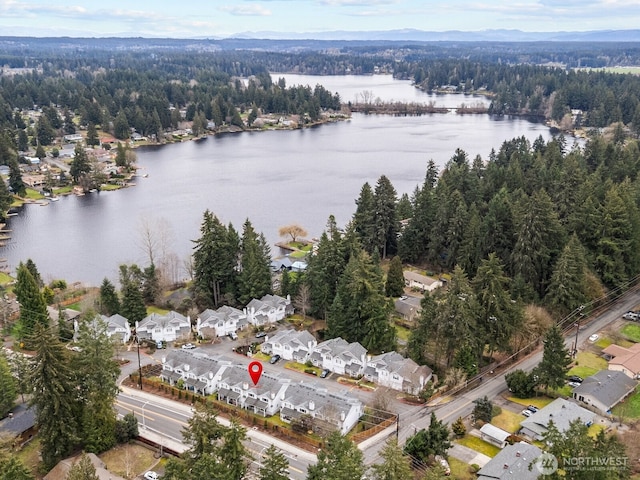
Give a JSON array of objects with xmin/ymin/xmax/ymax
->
[
  {"xmin": 65, "ymin": 453, "xmax": 100, "ymax": 480},
  {"xmin": 307, "ymin": 431, "xmax": 365, "ymax": 480},
  {"xmin": 372, "ymin": 175, "xmax": 398, "ymax": 259},
  {"xmin": 259, "ymin": 445, "xmax": 290, "ymax": 480},
  {"xmin": 537, "ymin": 324, "xmax": 572, "ymax": 391},
  {"xmin": 353, "ymin": 182, "xmax": 376, "ymax": 254},
  {"xmin": 0, "ymin": 350, "xmax": 17, "ymax": 418},
  {"xmin": 98, "ymin": 278, "xmax": 120, "ymax": 316},
  {"xmin": 546, "ymin": 234, "xmax": 589, "ymax": 317},
  {"xmin": 385, "ymin": 256, "xmax": 405, "ymax": 297},
  {"xmin": 237, "ymin": 219, "xmax": 272, "ymax": 305},
  {"xmin": 119, "ymin": 265, "xmax": 147, "ymax": 326},
  {"xmin": 369, "ymin": 438, "xmax": 413, "ymax": 480},
  {"xmin": 14, "ymin": 262, "xmax": 49, "ymax": 347}
]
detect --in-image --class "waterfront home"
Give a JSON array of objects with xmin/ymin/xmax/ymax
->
[
  {"xmin": 572, "ymin": 370, "xmax": 637, "ymax": 413},
  {"xmin": 403, "ymin": 271, "xmax": 443, "ymax": 292},
  {"xmin": 160, "ymin": 350, "xmax": 232, "ymax": 395},
  {"xmin": 244, "ymin": 294, "xmax": 293, "ymax": 326},
  {"xmin": 261, "ymin": 329, "xmax": 317, "ymax": 363},
  {"xmin": 216, "ymin": 365, "xmax": 290, "ymax": 417},
  {"xmin": 280, "ymin": 382, "xmax": 364, "ymax": 435},
  {"xmin": 309, "ymin": 337, "xmax": 367, "ymax": 377},
  {"xmin": 364, "ymin": 351, "xmax": 432, "ymax": 395},
  {"xmin": 603, "ymin": 343, "xmax": 640, "ymax": 379},
  {"xmin": 135, "ymin": 311, "xmax": 192, "ymax": 343},
  {"xmin": 196, "ymin": 305, "xmax": 248, "ymax": 339},
  {"xmin": 519, "ymin": 398, "xmax": 595, "ymax": 441},
  {"xmin": 79, "ymin": 313, "xmax": 131, "ymax": 343}
]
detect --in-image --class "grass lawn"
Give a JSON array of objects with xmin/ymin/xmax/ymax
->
[
  {"xmin": 100, "ymin": 443, "xmax": 158, "ymax": 478},
  {"xmin": 53, "ymin": 185, "xmax": 73, "ymax": 195},
  {"xmin": 456, "ymin": 436, "xmax": 501, "ymax": 458},
  {"xmin": 492, "ymin": 409, "xmax": 526, "ymax": 433},
  {"xmin": 16, "ymin": 438, "xmax": 41, "ymax": 475},
  {"xmin": 572, "ymin": 351, "xmax": 608, "ymax": 372},
  {"xmin": 621, "ymin": 324, "xmax": 640, "ymax": 343},
  {"xmin": 285, "ymin": 361, "xmax": 321, "ymax": 375},
  {"xmin": 508, "ymin": 396, "xmax": 554, "ymax": 410},
  {"xmin": 24, "ymin": 188, "xmax": 45, "ymax": 200},
  {"xmin": 290, "ymin": 250, "xmax": 307, "ymax": 259},
  {"xmin": 448, "ymin": 457, "xmax": 475, "ymax": 480},
  {"xmin": 101, "ymin": 184, "xmax": 121, "ymax": 191},
  {"xmin": 611, "ymin": 388, "xmax": 640, "ymax": 420},
  {"xmin": 252, "ymin": 352, "xmax": 271, "ymax": 362},
  {"xmin": 394, "ymin": 323, "xmax": 411, "ymax": 342},
  {"xmin": 147, "ymin": 306, "xmax": 170, "ymax": 315},
  {"xmin": 0, "ymin": 271, "xmax": 13, "ymax": 286},
  {"xmin": 595, "ymin": 336, "xmax": 613, "ymax": 349}
]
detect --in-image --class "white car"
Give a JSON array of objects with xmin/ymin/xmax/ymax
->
[
  {"xmin": 588, "ymin": 334, "xmax": 599, "ymax": 342},
  {"xmin": 143, "ymin": 472, "xmax": 159, "ymax": 480},
  {"xmin": 181, "ymin": 343, "xmax": 196, "ymax": 350},
  {"xmin": 522, "ymin": 409, "xmax": 532, "ymax": 417}
]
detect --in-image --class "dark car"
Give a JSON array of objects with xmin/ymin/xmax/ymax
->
[
  {"xmin": 567, "ymin": 375, "xmax": 583, "ymax": 383},
  {"xmin": 269, "ymin": 354, "xmax": 281, "ymax": 364},
  {"xmin": 255, "ymin": 331, "xmax": 267, "ymax": 339},
  {"xmin": 320, "ymin": 369, "xmax": 330, "ymax": 378},
  {"xmin": 527, "ymin": 405, "xmax": 539, "ymax": 413}
]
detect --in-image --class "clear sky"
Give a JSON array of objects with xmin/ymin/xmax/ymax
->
[{"xmin": 0, "ymin": 0, "xmax": 637, "ymax": 38}]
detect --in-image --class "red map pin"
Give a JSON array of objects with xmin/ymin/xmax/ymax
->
[{"xmin": 248, "ymin": 361, "xmax": 263, "ymax": 385}]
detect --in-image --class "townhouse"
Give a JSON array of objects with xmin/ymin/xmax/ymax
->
[
  {"xmin": 135, "ymin": 311, "xmax": 192, "ymax": 343},
  {"xmin": 261, "ymin": 329, "xmax": 317, "ymax": 363},
  {"xmin": 309, "ymin": 337, "xmax": 367, "ymax": 377},
  {"xmin": 196, "ymin": 305, "xmax": 249, "ymax": 339},
  {"xmin": 160, "ymin": 350, "xmax": 232, "ymax": 395},
  {"xmin": 364, "ymin": 351, "xmax": 433, "ymax": 395},
  {"xmin": 244, "ymin": 294, "xmax": 293, "ymax": 326}
]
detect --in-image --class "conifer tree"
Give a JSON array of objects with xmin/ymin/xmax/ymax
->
[
  {"xmin": 66, "ymin": 453, "xmax": 100, "ymax": 480},
  {"xmin": 353, "ymin": 182, "xmax": 376, "ymax": 254},
  {"xmin": 119, "ymin": 265, "xmax": 147, "ymax": 325},
  {"xmin": 307, "ymin": 431, "xmax": 365, "ymax": 480},
  {"xmin": 14, "ymin": 262, "xmax": 49, "ymax": 347},
  {"xmin": 385, "ymin": 256, "xmax": 405, "ymax": 297},
  {"xmin": 70, "ymin": 143, "xmax": 91, "ymax": 183},
  {"xmin": 237, "ymin": 219, "xmax": 272, "ymax": 305},
  {"xmin": 0, "ymin": 350, "xmax": 17, "ymax": 418},
  {"xmin": 537, "ymin": 324, "xmax": 571, "ymax": 391},
  {"xmin": 373, "ymin": 175, "xmax": 398, "ymax": 259},
  {"xmin": 259, "ymin": 444, "xmax": 289, "ymax": 480},
  {"xmin": 98, "ymin": 278, "xmax": 120, "ymax": 316},
  {"xmin": 86, "ymin": 123, "xmax": 99, "ymax": 146},
  {"xmin": 369, "ymin": 438, "xmax": 413, "ymax": 480},
  {"xmin": 547, "ymin": 234, "xmax": 589, "ymax": 317}
]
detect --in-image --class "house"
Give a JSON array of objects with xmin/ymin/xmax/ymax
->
[
  {"xmin": 244, "ymin": 294, "xmax": 293, "ymax": 326},
  {"xmin": 519, "ymin": 398, "xmax": 595, "ymax": 440},
  {"xmin": 291, "ymin": 260, "xmax": 308, "ymax": 273},
  {"xmin": 309, "ymin": 338, "xmax": 367, "ymax": 377},
  {"xmin": 476, "ymin": 442, "xmax": 543, "ymax": 480},
  {"xmin": 0, "ymin": 403, "xmax": 37, "ymax": 446},
  {"xmin": 403, "ymin": 271, "xmax": 443, "ymax": 292},
  {"xmin": 572, "ymin": 370, "xmax": 637, "ymax": 413},
  {"xmin": 135, "ymin": 311, "xmax": 192, "ymax": 343},
  {"xmin": 22, "ymin": 174, "xmax": 45, "ymax": 188},
  {"xmin": 44, "ymin": 452, "xmax": 126, "ymax": 480},
  {"xmin": 479, "ymin": 423, "xmax": 512, "ymax": 449},
  {"xmin": 79, "ymin": 314, "xmax": 132, "ymax": 343},
  {"xmin": 216, "ymin": 365, "xmax": 290, "ymax": 417},
  {"xmin": 47, "ymin": 305, "xmax": 82, "ymax": 325},
  {"xmin": 364, "ymin": 351, "xmax": 432, "ymax": 395},
  {"xmin": 63, "ymin": 133, "xmax": 83, "ymax": 143},
  {"xmin": 394, "ymin": 295, "xmax": 422, "ymax": 322},
  {"xmin": 196, "ymin": 305, "xmax": 248, "ymax": 339},
  {"xmin": 261, "ymin": 329, "xmax": 317, "ymax": 363},
  {"xmin": 270, "ymin": 256, "xmax": 293, "ymax": 272},
  {"xmin": 603, "ymin": 343, "xmax": 640, "ymax": 379},
  {"xmin": 160, "ymin": 350, "xmax": 232, "ymax": 395},
  {"xmin": 280, "ymin": 382, "xmax": 364, "ymax": 435}
]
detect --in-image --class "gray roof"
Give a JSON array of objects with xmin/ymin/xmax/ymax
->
[
  {"xmin": 520, "ymin": 398, "xmax": 595, "ymax": 438},
  {"xmin": 284, "ymin": 382, "xmax": 361, "ymax": 422},
  {"xmin": 480, "ymin": 423, "xmax": 511, "ymax": 442},
  {"xmin": 0, "ymin": 403, "xmax": 36, "ymax": 435},
  {"xmin": 162, "ymin": 350, "xmax": 232, "ymax": 379},
  {"xmin": 219, "ymin": 365, "xmax": 288, "ymax": 397},
  {"xmin": 139, "ymin": 311, "xmax": 190, "ymax": 331},
  {"xmin": 264, "ymin": 329, "xmax": 315, "ymax": 353},
  {"xmin": 477, "ymin": 442, "xmax": 543, "ymax": 480},
  {"xmin": 572, "ymin": 370, "xmax": 637, "ymax": 409},
  {"xmin": 199, "ymin": 305, "xmax": 246, "ymax": 326}
]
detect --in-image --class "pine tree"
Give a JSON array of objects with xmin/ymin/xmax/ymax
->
[
  {"xmin": 8, "ymin": 157, "xmax": 26, "ymax": 196},
  {"xmin": 217, "ymin": 419, "xmax": 250, "ymax": 480},
  {"xmin": 385, "ymin": 256, "xmax": 405, "ymax": 297},
  {"xmin": 404, "ymin": 413, "xmax": 451, "ymax": 466},
  {"xmin": 307, "ymin": 431, "xmax": 365, "ymax": 480},
  {"xmin": 0, "ymin": 350, "xmax": 17, "ymax": 418},
  {"xmin": 0, "ymin": 457, "xmax": 34, "ymax": 480},
  {"xmin": 98, "ymin": 278, "xmax": 120, "ymax": 315},
  {"xmin": 259, "ymin": 444, "xmax": 289, "ymax": 480},
  {"xmin": 373, "ymin": 175, "xmax": 398, "ymax": 258},
  {"xmin": 24, "ymin": 258, "xmax": 43, "ymax": 288},
  {"xmin": 36, "ymin": 115, "xmax": 55, "ymax": 146},
  {"xmin": 237, "ymin": 219, "xmax": 272, "ymax": 305},
  {"xmin": 369, "ymin": 438, "xmax": 413, "ymax": 480},
  {"xmin": 472, "ymin": 396, "xmax": 494, "ymax": 423},
  {"xmin": 113, "ymin": 110, "xmax": 130, "ymax": 139},
  {"xmin": 119, "ymin": 265, "xmax": 147, "ymax": 325},
  {"xmin": 407, "ymin": 292, "xmax": 437, "ymax": 365},
  {"xmin": 86, "ymin": 123, "xmax": 99, "ymax": 146},
  {"xmin": 30, "ymin": 324, "xmax": 79, "ymax": 470},
  {"xmin": 70, "ymin": 143, "xmax": 91, "ymax": 183},
  {"xmin": 14, "ymin": 263, "xmax": 49, "ymax": 347},
  {"xmin": 65, "ymin": 453, "xmax": 100, "ymax": 480},
  {"xmin": 537, "ymin": 324, "xmax": 571, "ymax": 391},
  {"xmin": 546, "ymin": 234, "xmax": 589, "ymax": 317},
  {"xmin": 353, "ymin": 182, "xmax": 376, "ymax": 254}
]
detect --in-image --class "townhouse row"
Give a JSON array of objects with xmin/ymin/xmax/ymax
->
[{"xmin": 159, "ymin": 349, "xmax": 364, "ymax": 435}]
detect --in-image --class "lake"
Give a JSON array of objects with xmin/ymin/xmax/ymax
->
[{"xmin": 1, "ymin": 75, "xmax": 568, "ymax": 286}]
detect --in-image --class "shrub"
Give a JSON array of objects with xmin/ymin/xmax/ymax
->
[{"xmin": 452, "ymin": 417, "xmax": 466, "ymax": 437}]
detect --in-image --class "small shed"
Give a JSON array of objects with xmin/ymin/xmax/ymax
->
[{"xmin": 480, "ymin": 423, "xmax": 511, "ymax": 449}]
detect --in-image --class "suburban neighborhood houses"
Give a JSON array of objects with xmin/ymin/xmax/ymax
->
[
  {"xmin": 519, "ymin": 398, "xmax": 595, "ymax": 441},
  {"xmin": 571, "ymin": 370, "xmax": 637, "ymax": 414}
]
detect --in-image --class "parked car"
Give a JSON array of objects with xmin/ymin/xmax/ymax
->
[
  {"xmin": 588, "ymin": 333, "xmax": 599, "ymax": 342},
  {"xmin": 269, "ymin": 354, "xmax": 281, "ymax": 364},
  {"xmin": 181, "ymin": 343, "xmax": 196, "ymax": 350},
  {"xmin": 567, "ymin": 375, "xmax": 583, "ymax": 383},
  {"xmin": 623, "ymin": 311, "xmax": 640, "ymax": 321},
  {"xmin": 228, "ymin": 332, "xmax": 238, "ymax": 340},
  {"xmin": 144, "ymin": 472, "xmax": 159, "ymax": 480},
  {"xmin": 156, "ymin": 341, "xmax": 164, "ymax": 349},
  {"xmin": 320, "ymin": 369, "xmax": 330, "ymax": 378},
  {"xmin": 255, "ymin": 331, "xmax": 267, "ymax": 339},
  {"xmin": 434, "ymin": 455, "xmax": 451, "ymax": 476},
  {"xmin": 527, "ymin": 405, "xmax": 539, "ymax": 413},
  {"xmin": 522, "ymin": 409, "xmax": 532, "ymax": 417},
  {"xmin": 568, "ymin": 381, "xmax": 582, "ymax": 388}
]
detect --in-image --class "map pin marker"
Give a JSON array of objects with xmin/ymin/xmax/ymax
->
[{"xmin": 248, "ymin": 361, "xmax": 263, "ymax": 385}]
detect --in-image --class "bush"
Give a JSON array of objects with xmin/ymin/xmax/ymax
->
[{"xmin": 452, "ymin": 417, "xmax": 466, "ymax": 437}]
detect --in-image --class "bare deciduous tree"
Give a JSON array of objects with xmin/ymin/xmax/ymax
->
[
  {"xmin": 293, "ymin": 284, "xmax": 311, "ymax": 319},
  {"xmin": 278, "ymin": 224, "xmax": 308, "ymax": 243}
]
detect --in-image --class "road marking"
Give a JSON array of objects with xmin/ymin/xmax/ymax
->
[{"xmin": 116, "ymin": 398, "xmax": 188, "ymax": 426}]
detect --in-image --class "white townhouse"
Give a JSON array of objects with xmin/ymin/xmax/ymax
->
[
  {"xmin": 261, "ymin": 329, "xmax": 317, "ymax": 363},
  {"xmin": 244, "ymin": 294, "xmax": 293, "ymax": 326},
  {"xmin": 280, "ymin": 382, "xmax": 364, "ymax": 435},
  {"xmin": 77, "ymin": 313, "xmax": 132, "ymax": 344},
  {"xmin": 196, "ymin": 305, "xmax": 249, "ymax": 339},
  {"xmin": 160, "ymin": 350, "xmax": 232, "ymax": 395},
  {"xmin": 364, "ymin": 351, "xmax": 433, "ymax": 395},
  {"xmin": 309, "ymin": 338, "xmax": 367, "ymax": 377},
  {"xmin": 217, "ymin": 365, "xmax": 290, "ymax": 417},
  {"xmin": 135, "ymin": 311, "xmax": 192, "ymax": 343}
]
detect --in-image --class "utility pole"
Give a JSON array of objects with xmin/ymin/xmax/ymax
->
[
  {"xmin": 135, "ymin": 330, "xmax": 143, "ymax": 390},
  {"xmin": 396, "ymin": 413, "xmax": 399, "ymax": 440},
  {"xmin": 573, "ymin": 306, "xmax": 585, "ymax": 357}
]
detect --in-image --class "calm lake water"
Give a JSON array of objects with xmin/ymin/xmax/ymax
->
[{"xmin": 2, "ymin": 75, "xmax": 568, "ymax": 286}]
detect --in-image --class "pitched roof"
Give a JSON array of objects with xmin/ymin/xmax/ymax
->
[
  {"xmin": 572, "ymin": 370, "xmax": 637, "ymax": 408},
  {"xmin": 480, "ymin": 423, "xmax": 511, "ymax": 443},
  {"xmin": 520, "ymin": 398, "xmax": 595, "ymax": 437},
  {"xmin": 44, "ymin": 453, "xmax": 126, "ymax": 480},
  {"xmin": 477, "ymin": 442, "xmax": 543, "ymax": 480},
  {"xmin": 264, "ymin": 329, "xmax": 315, "ymax": 351},
  {"xmin": 604, "ymin": 343, "xmax": 640, "ymax": 374},
  {"xmin": 139, "ymin": 311, "xmax": 190, "ymax": 329},
  {"xmin": 0, "ymin": 403, "xmax": 36, "ymax": 435},
  {"xmin": 403, "ymin": 271, "xmax": 439, "ymax": 285}
]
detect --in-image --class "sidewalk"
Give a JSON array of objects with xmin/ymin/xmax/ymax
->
[{"xmin": 448, "ymin": 443, "xmax": 491, "ymax": 467}]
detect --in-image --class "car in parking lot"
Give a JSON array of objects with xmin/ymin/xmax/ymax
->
[
  {"xmin": 228, "ymin": 332, "xmax": 238, "ymax": 340},
  {"xmin": 255, "ymin": 331, "xmax": 267, "ymax": 339},
  {"xmin": 320, "ymin": 369, "xmax": 330, "ymax": 378},
  {"xmin": 568, "ymin": 381, "xmax": 582, "ymax": 388},
  {"xmin": 526, "ymin": 405, "xmax": 539, "ymax": 413},
  {"xmin": 567, "ymin": 375, "xmax": 583, "ymax": 383},
  {"xmin": 521, "ymin": 409, "xmax": 532, "ymax": 417},
  {"xmin": 143, "ymin": 472, "xmax": 159, "ymax": 480},
  {"xmin": 588, "ymin": 333, "xmax": 599, "ymax": 342},
  {"xmin": 269, "ymin": 354, "xmax": 281, "ymax": 364},
  {"xmin": 181, "ymin": 343, "xmax": 196, "ymax": 350}
]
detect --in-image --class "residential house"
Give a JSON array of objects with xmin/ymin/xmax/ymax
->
[
  {"xmin": 403, "ymin": 271, "xmax": 443, "ymax": 292},
  {"xmin": 63, "ymin": 133, "xmax": 83, "ymax": 143},
  {"xmin": 394, "ymin": 295, "xmax": 422, "ymax": 322},
  {"xmin": 0, "ymin": 403, "xmax": 36, "ymax": 446},
  {"xmin": 217, "ymin": 365, "xmax": 290, "ymax": 417},
  {"xmin": 572, "ymin": 370, "xmax": 637, "ymax": 413},
  {"xmin": 280, "ymin": 382, "xmax": 364, "ymax": 435},
  {"xmin": 603, "ymin": 343, "xmax": 640, "ymax": 379},
  {"xmin": 479, "ymin": 423, "xmax": 512, "ymax": 449},
  {"xmin": 519, "ymin": 398, "xmax": 595, "ymax": 440},
  {"xmin": 291, "ymin": 260, "xmax": 307, "ymax": 273},
  {"xmin": 160, "ymin": 350, "xmax": 232, "ymax": 395},
  {"xmin": 364, "ymin": 351, "xmax": 432, "ymax": 395},
  {"xmin": 261, "ymin": 329, "xmax": 317, "ymax": 363},
  {"xmin": 244, "ymin": 294, "xmax": 293, "ymax": 326},
  {"xmin": 44, "ymin": 452, "xmax": 126, "ymax": 480},
  {"xmin": 476, "ymin": 442, "xmax": 543, "ymax": 480},
  {"xmin": 309, "ymin": 338, "xmax": 367, "ymax": 377},
  {"xmin": 22, "ymin": 174, "xmax": 45, "ymax": 188},
  {"xmin": 47, "ymin": 305, "xmax": 82, "ymax": 325},
  {"xmin": 196, "ymin": 305, "xmax": 248, "ymax": 339},
  {"xmin": 79, "ymin": 313, "xmax": 131, "ymax": 343},
  {"xmin": 135, "ymin": 311, "xmax": 192, "ymax": 343},
  {"xmin": 270, "ymin": 256, "xmax": 293, "ymax": 272}
]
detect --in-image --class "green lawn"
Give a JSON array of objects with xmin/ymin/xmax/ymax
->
[
  {"xmin": 492, "ymin": 409, "xmax": 526, "ymax": 433},
  {"xmin": 394, "ymin": 323, "xmax": 411, "ymax": 342},
  {"xmin": 285, "ymin": 361, "xmax": 321, "ymax": 375},
  {"xmin": 24, "ymin": 188, "xmax": 45, "ymax": 200},
  {"xmin": 621, "ymin": 324, "xmax": 640, "ymax": 343},
  {"xmin": 595, "ymin": 336, "xmax": 613, "ymax": 349},
  {"xmin": 611, "ymin": 387, "xmax": 640, "ymax": 419},
  {"xmin": 0, "ymin": 271, "xmax": 14, "ymax": 286},
  {"xmin": 147, "ymin": 306, "xmax": 170, "ymax": 315},
  {"xmin": 571, "ymin": 351, "xmax": 608, "ymax": 371},
  {"xmin": 252, "ymin": 352, "xmax": 271, "ymax": 362},
  {"xmin": 508, "ymin": 396, "xmax": 554, "ymax": 410},
  {"xmin": 448, "ymin": 457, "xmax": 475, "ymax": 480},
  {"xmin": 456, "ymin": 436, "xmax": 501, "ymax": 458}
]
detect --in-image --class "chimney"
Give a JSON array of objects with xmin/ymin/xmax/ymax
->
[
  {"xmin": 516, "ymin": 451, "xmax": 521, "ymax": 457},
  {"xmin": 503, "ymin": 464, "xmax": 509, "ymax": 469},
  {"xmin": 309, "ymin": 401, "xmax": 315, "ymax": 411},
  {"xmin": 340, "ymin": 411, "xmax": 345, "ymax": 422},
  {"xmin": 271, "ymin": 392, "xmax": 275, "ymax": 400},
  {"xmin": 243, "ymin": 382, "xmax": 249, "ymax": 390}
]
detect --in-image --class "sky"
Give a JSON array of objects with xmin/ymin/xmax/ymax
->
[{"xmin": 0, "ymin": 0, "xmax": 638, "ymax": 38}]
